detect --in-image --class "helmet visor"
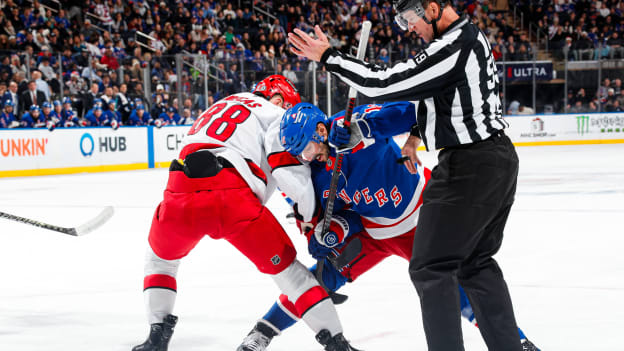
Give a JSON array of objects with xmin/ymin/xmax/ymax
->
[{"xmin": 394, "ymin": 2, "xmax": 426, "ymax": 31}]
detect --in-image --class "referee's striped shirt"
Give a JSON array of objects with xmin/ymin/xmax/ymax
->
[{"xmin": 320, "ymin": 15, "xmax": 508, "ymax": 151}]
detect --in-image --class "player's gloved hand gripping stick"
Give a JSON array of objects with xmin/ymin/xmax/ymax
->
[{"xmin": 316, "ymin": 20, "xmax": 372, "ymax": 304}]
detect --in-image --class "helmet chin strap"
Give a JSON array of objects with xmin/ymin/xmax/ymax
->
[{"xmin": 423, "ymin": 2, "xmax": 445, "ymax": 38}]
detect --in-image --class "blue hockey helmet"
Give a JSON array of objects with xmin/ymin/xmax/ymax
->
[
  {"xmin": 30, "ymin": 104, "xmax": 40, "ymax": 112},
  {"xmin": 42, "ymin": 101, "xmax": 52, "ymax": 109},
  {"xmin": 63, "ymin": 97, "xmax": 72, "ymax": 105},
  {"xmin": 53, "ymin": 100, "xmax": 62, "ymax": 107},
  {"xmin": 280, "ymin": 102, "xmax": 328, "ymax": 157},
  {"xmin": 4, "ymin": 99, "xmax": 14, "ymax": 107}
]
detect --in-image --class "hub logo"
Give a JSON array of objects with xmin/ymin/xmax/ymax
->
[
  {"xmin": 80, "ymin": 133, "xmax": 127, "ymax": 157},
  {"xmin": 80, "ymin": 133, "xmax": 95, "ymax": 157}
]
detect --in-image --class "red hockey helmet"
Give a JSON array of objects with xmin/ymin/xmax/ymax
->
[{"xmin": 252, "ymin": 74, "xmax": 301, "ymax": 109}]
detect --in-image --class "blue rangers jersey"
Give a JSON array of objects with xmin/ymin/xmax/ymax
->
[{"xmin": 267, "ymin": 101, "xmax": 428, "ymax": 239}]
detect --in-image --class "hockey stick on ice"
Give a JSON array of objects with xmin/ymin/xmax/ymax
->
[
  {"xmin": 0, "ymin": 206, "xmax": 114, "ymax": 236},
  {"xmin": 316, "ymin": 20, "xmax": 372, "ymax": 305}
]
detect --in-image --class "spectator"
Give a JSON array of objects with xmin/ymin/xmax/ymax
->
[
  {"xmin": 67, "ymin": 71, "xmax": 87, "ymax": 96},
  {"xmin": 19, "ymin": 80, "xmax": 46, "ymax": 116},
  {"xmin": 32, "ymin": 70, "xmax": 51, "ymax": 101},
  {"xmin": 613, "ymin": 78, "xmax": 622, "ymax": 96},
  {"xmin": 507, "ymin": 100, "xmax": 520, "ymax": 115},
  {"xmin": 282, "ymin": 62, "xmax": 298, "ymax": 85},
  {"xmin": 38, "ymin": 57, "xmax": 59, "ymax": 94},
  {"xmin": 607, "ymin": 32, "xmax": 624, "ymax": 59},
  {"xmin": 101, "ymin": 48, "xmax": 120, "ymax": 70},
  {"xmin": 224, "ymin": 63, "xmax": 242, "ymax": 95},
  {"xmin": 598, "ymin": 78, "xmax": 612, "ymax": 103},
  {"xmin": 180, "ymin": 107, "xmax": 193, "ymax": 125},
  {"xmin": 570, "ymin": 100, "xmax": 584, "ymax": 113},
  {"xmin": 83, "ymin": 83, "xmax": 101, "ymax": 114},
  {"xmin": 574, "ymin": 32, "xmax": 595, "ymax": 60},
  {"xmin": 2, "ymin": 81, "xmax": 19, "ymax": 110},
  {"xmin": 82, "ymin": 59, "xmax": 103, "ymax": 84},
  {"xmin": 115, "ymin": 83, "xmax": 132, "ymax": 123},
  {"xmin": 517, "ymin": 104, "xmax": 535, "ymax": 115}
]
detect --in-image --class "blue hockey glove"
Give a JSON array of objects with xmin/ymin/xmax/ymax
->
[
  {"xmin": 328, "ymin": 117, "xmax": 352, "ymax": 147},
  {"xmin": 328, "ymin": 115, "xmax": 374, "ymax": 154},
  {"xmin": 307, "ymin": 216, "xmax": 349, "ymax": 260}
]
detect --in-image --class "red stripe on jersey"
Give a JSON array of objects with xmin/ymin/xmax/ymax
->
[
  {"xmin": 423, "ymin": 166, "xmax": 432, "ymax": 181},
  {"xmin": 179, "ymin": 143, "xmax": 223, "ymax": 159},
  {"xmin": 278, "ymin": 293, "xmax": 300, "ymax": 318},
  {"xmin": 294, "ymin": 286, "xmax": 329, "ymax": 317},
  {"xmin": 144, "ymin": 274, "xmax": 177, "ymax": 291},
  {"xmin": 267, "ymin": 151, "xmax": 301, "ymax": 170},
  {"xmin": 245, "ymin": 159, "xmax": 268, "ymax": 184}
]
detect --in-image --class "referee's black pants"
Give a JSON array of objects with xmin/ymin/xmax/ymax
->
[{"xmin": 409, "ymin": 133, "xmax": 522, "ymax": 351}]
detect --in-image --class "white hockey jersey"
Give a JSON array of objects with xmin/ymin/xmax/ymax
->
[{"xmin": 181, "ymin": 93, "xmax": 284, "ymax": 204}]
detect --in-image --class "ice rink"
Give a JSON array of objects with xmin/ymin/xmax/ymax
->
[{"xmin": 1, "ymin": 143, "xmax": 623, "ymax": 351}]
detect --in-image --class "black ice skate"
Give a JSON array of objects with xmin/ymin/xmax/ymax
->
[
  {"xmin": 521, "ymin": 339, "xmax": 541, "ymax": 351},
  {"xmin": 236, "ymin": 321, "xmax": 278, "ymax": 351},
  {"xmin": 132, "ymin": 314, "xmax": 178, "ymax": 351},
  {"xmin": 316, "ymin": 329, "xmax": 362, "ymax": 351}
]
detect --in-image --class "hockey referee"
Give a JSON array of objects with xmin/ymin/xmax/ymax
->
[{"xmin": 288, "ymin": 1, "xmax": 523, "ymax": 350}]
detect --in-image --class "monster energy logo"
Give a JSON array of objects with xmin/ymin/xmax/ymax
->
[{"xmin": 576, "ymin": 115, "xmax": 589, "ymax": 134}]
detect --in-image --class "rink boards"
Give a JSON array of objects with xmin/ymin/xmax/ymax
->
[{"xmin": 1, "ymin": 112, "xmax": 623, "ymax": 177}]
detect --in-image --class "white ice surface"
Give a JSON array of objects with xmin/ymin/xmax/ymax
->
[{"xmin": 1, "ymin": 144, "xmax": 623, "ymax": 350}]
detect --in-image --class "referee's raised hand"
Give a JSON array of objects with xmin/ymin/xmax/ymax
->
[{"xmin": 288, "ymin": 25, "xmax": 330, "ymax": 62}]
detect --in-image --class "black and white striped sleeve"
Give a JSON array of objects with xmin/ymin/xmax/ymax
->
[{"xmin": 320, "ymin": 28, "xmax": 466, "ymax": 101}]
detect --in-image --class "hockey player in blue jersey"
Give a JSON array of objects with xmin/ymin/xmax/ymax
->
[
  {"xmin": 60, "ymin": 98, "xmax": 80, "ymax": 128},
  {"xmin": 127, "ymin": 104, "xmax": 153, "ymax": 126},
  {"xmin": 84, "ymin": 105, "xmax": 103, "ymax": 126},
  {"xmin": 20, "ymin": 105, "xmax": 45, "ymax": 128},
  {"xmin": 1, "ymin": 100, "xmax": 17, "ymax": 128},
  {"xmin": 157, "ymin": 106, "xmax": 181, "ymax": 127},
  {"xmin": 237, "ymin": 102, "xmax": 540, "ymax": 351},
  {"xmin": 83, "ymin": 98, "xmax": 104, "ymax": 126},
  {"xmin": 103, "ymin": 100, "xmax": 121, "ymax": 129},
  {"xmin": 63, "ymin": 109, "xmax": 81, "ymax": 128},
  {"xmin": 41, "ymin": 101, "xmax": 60, "ymax": 131}
]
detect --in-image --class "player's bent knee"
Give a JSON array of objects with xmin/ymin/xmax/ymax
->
[
  {"xmin": 272, "ymin": 260, "xmax": 329, "ymax": 316},
  {"xmin": 144, "ymin": 246, "xmax": 181, "ymax": 277}
]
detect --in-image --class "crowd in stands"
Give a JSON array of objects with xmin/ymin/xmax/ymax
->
[
  {"xmin": 513, "ymin": 0, "xmax": 624, "ymax": 60},
  {"xmin": 1, "ymin": 0, "xmax": 624, "ymax": 130},
  {"xmin": 565, "ymin": 77, "xmax": 624, "ymax": 113}
]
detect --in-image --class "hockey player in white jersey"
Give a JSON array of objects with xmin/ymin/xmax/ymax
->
[
  {"xmin": 132, "ymin": 75, "xmax": 360, "ymax": 351},
  {"xmin": 237, "ymin": 102, "xmax": 540, "ymax": 351}
]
